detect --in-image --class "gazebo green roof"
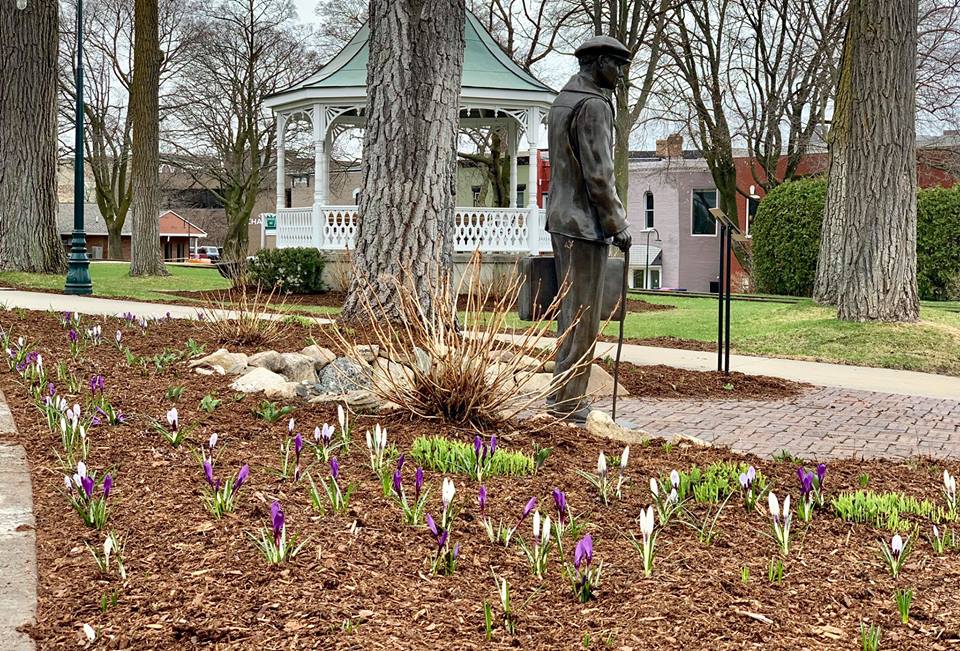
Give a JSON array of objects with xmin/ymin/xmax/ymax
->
[{"xmin": 265, "ymin": 11, "xmax": 556, "ymax": 109}]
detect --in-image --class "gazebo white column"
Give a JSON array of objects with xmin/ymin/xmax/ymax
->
[
  {"xmin": 525, "ymin": 107, "xmax": 541, "ymax": 254},
  {"xmin": 275, "ymin": 113, "xmax": 287, "ymax": 213},
  {"xmin": 312, "ymin": 104, "xmax": 329, "ymax": 247},
  {"xmin": 508, "ymin": 122, "xmax": 518, "ymax": 208}
]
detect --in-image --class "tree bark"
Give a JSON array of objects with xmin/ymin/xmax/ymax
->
[
  {"xmin": 129, "ymin": 0, "xmax": 167, "ymax": 276},
  {"xmin": 824, "ymin": 0, "xmax": 919, "ymax": 321},
  {"xmin": 341, "ymin": 0, "xmax": 465, "ymax": 322},
  {"xmin": 0, "ymin": 0, "xmax": 65, "ymax": 273}
]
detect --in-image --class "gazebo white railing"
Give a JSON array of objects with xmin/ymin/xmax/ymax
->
[{"xmin": 265, "ymin": 11, "xmax": 556, "ymax": 257}]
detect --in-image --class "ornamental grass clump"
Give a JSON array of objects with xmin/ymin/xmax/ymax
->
[
  {"xmin": 390, "ymin": 456, "xmax": 428, "ymax": 525},
  {"xmin": 518, "ymin": 510, "xmax": 553, "ymax": 578},
  {"xmin": 251, "ymin": 501, "xmax": 305, "ymax": 564},
  {"xmin": 832, "ymin": 490, "xmax": 951, "ymax": 530},
  {"xmin": 410, "ymin": 435, "xmax": 534, "ymax": 479},
  {"xmin": 880, "ymin": 533, "xmax": 913, "ymax": 578},
  {"xmin": 197, "ymin": 282, "xmax": 290, "ymax": 347},
  {"xmin": 64, "ymin": 461, "xmax": 112, "ymax": 529},
  {"xmin": 328, "ymin": 257, "xmax": 591, "ymax": 428},
  {"xmin": 768, "ymin": 492, "xmax": 793, "ymax": 555},
  {"xmin": 566, "ymin": 534, "xmax": 602, "ymax": 602},
  {"xmin": 425, "ymin": 478, "xmax": 460, "ymax": 575}
]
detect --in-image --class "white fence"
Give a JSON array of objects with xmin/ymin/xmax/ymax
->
[{"xmin": 276, "ymin": 205, "xmax": 550, "ymax": 255}]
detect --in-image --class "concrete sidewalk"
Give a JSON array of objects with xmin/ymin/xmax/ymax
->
[
  {"xmin": 499, "ymin": 334, "xmax": 960, "ymax": 401},
  {"xmin": 0, "ymin": 288, "xmax": 330, "ymax": 325}
]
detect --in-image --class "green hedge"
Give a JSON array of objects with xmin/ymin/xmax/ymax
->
[
  {"xmin": 752, "ymin": 179, "xmax": 960, "ymax": 300},
  {"xmin": 751, "ymin": 178, "xmax": 827, "ymax": 297},
  {"xmin": 247, "ymin": 247, "xmax": 327, "ymax": 294}
]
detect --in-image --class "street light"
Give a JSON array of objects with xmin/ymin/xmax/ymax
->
[
  {"xmin": 642, "ymin": 227, "xmax": 661, "ymax": 290},
  {"xmin": 64, "ymin": 0, "xmax": 92, "ymax": 295}
]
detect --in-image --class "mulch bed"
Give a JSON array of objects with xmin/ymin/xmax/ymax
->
[
  {"xmin": 598, "ymin": 361, "xmax": 806, "ymax": 401},
  {"xmin": 1, "ymin": 310, "xmax": 958, "ymax": 649}
]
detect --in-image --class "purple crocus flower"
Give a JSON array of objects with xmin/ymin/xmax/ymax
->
[
  {"xmin": 88, "ymin": 375, "xmax": 105, "ymax": 394},
  {"xmin": 234, "ymin": 464, "xmax": 250, "ymax": 491},
  {"xmin": 426, "ymin": 513, "xmax": 438, "ymax": 537},
  {"xmin": 294, "ymin": 433, "xmax": 303, "ymax": 457},
  {"xmin": 816, "ymin": 463, "xmax": 826, "ymax": 487},
  {"xmin": 102, "ymin": 474, "xmax": 112, "ymax": 498},
  {"xmin": 478, "ymin": 485, "xmax": 488, "ymax": 513},
  {"xmin": 474, "ymin": 435, "xmax": 482, "ymax": 460},
  {"xmin": 396, "ymin": 454, "xmax": 405, "ymax": 472},
  {"xmin": 48, "ymin": 383, "xmax": 56, "ymax": 396},
  {"xmin": 68, "ymin": 329, "xmax": 79, "ymax": 343},
  {"xmin": 392, "ymin": 468, "xmax": 403, "ymax": 496},
  {"xmin": 330, "ymin": 457, "xmax": 340, "ymax": 480},
  {"xmin": 453, "ymin": 543, "xmax": 460, "ymax": 559},
  {"xmin": 552, "ymin": 488, "xmax": 568, "ymax": 523},
  {"xmin": 799, "ymin": 470, "xmax": 814, "ymax": 498},
  {"xmin": 270, "ymin": 501, "xmax": 284, "ymax": 546},
  {"xmin": 203, "ymin": 460, "xmax": 215, "ymax": 487},
  {"xmin": 521, "ymin": 497, "xmax": 537, "ymax": 520},
  {"xmin": 414, "ymin": 467, "xmax": 424, "ymax": 499},
  {"xmin": 574, "ymin": 534, "xmax": 593, "ymax": 570},
  {"xmin": 81, "ymin": 475, "xmax": 94, "ymax": 498},
  {"xmin": 436, "ymin": 530, "xmax": 448, "ymax": 549},
  {"xmin": 489, "ymin": 434, "xmax": 497, "ymax": 458}
]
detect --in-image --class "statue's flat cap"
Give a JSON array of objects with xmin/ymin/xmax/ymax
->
[{"xmin": 575, "ymin": 36, "xmax": 632, "ymax": 62}]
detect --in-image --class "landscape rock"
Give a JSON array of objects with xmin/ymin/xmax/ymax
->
[
  {"xmin": 315, "ymin": 357, "xmax": 372, "ymax": 394},
  {"xmin": 517, "ymin": 372, "xmax": 554, "ymax": 395},
  {"xmin": 264, "ymin": 381, "xmax": 303, "ymax": 401},
  {"xmin": 671, "ymin": 433, "xmax": 713, "ymax": 448},
  {"xmin": 230, "ymin": 366, "xmax": 289, "ymax": 394},
  {"xmin": 189, "ymin": 348, "xmax": 249, "ymax": 375},
  {"xmin": 301, "ymin": 345, "xmax": 337, "ymax": 370},
  {"xmin": 371, "ymin": 358, "xmax": 415, "ymax": 392},
  {"xmin": 587, "ymin": 364, "xmax": 630, "ymax": 397},
  {"xmin": 543, "ymin": 360, "xmax": 556, "ymax": 373},
  {"xmin": 585, "ymin": 410, "xmax": 649, "ymax": 444},
  {"xmin": 277, "ymin": 352, "xmax": 318, "ymax": 383},
  {"xmin": 248, "ymin": 350, "xmax": 283, "ymax": 372},
  {"xmin": 309, "ymin": 389, "xmax": 380, "ymax": 412},
  {"xmin": 355, "ymin": 345, "xmax": 380, "ymax": 363}
]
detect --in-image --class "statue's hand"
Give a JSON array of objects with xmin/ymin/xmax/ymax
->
[{"xmin": 612, "ymin": 228, "xmax": 632, "ymax": 252}]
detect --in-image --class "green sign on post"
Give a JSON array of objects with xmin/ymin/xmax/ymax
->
[{"xmin": 265, "ymin": 214, "xmax": 277, "ymax": 231}]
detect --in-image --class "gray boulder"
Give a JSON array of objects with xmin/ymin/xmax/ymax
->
[
  {"xmin": 301, "ymin": 344, "xmax": 337, "ymax": 370},
  {"xmin": 315, "ymin": 357, "xmax": 371, "ymax": 394},
  {"xmin": 277, "ymin": 352, "xmax": 318, "ymax": 383}
]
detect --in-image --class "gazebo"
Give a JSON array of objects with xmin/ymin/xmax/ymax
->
[{"xmin": 264, "ymin": 11, "xmax": 556, "ymax": 255}]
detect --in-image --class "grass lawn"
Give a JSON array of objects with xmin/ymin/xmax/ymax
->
[{"xmin": 0, "ymin": 262, "xmax": 230, "ymax": 303}]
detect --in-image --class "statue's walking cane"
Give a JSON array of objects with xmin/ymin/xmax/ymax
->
[{"xmin": 611, "ymin": 248, "xmax": 629, "ymax": 421}]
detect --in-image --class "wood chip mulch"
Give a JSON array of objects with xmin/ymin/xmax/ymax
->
[{"xmin": 0, "ymin": 310, "xmax": 957, "ymax": 650}]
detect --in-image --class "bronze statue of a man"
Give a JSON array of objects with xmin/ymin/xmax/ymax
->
[{"xmin": 546, "ymin": 36, "xmax": 633, "ymax": 422}]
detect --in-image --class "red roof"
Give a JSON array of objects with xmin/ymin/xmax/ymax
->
[{"xmin": 159, "ymin": 210, "xmax": 207, "ymax": 238}]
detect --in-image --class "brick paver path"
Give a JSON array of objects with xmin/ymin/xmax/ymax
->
[{"xmin": 598, "ymin": 386, "xmax": 960, "ymax": 460}]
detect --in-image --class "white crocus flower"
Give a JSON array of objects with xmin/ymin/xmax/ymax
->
[
  {"xmin": 288, "ymin": 418, "xmax": 295, "ymax": 434},
  {"xmin": 768, "ymin": 492, "xmax": 780, "ymax": 520},
  {"xmin": 337, "ymin": 404, "xmax": 346, "ymax": 430},
  {"xmin": 783, "ymin": 494, "xmax": 791, "ymax": 521},
  {"xmin": 533, "ymin": 510, "xmax": 541, "ymax": 541},
  {"xmin": 650, "ymin": 477, "xmax": 659, "ymax": 497},
  {"xmin": 668, "ymin": 488, "xmax": 678, "ymax": 504},
  {"xmin": 499, "ymin": 577, "xmax": 509, "ymax": 609},
  {"xmin": 365, "ymin": 429, "xmax": 372, "ymax": 449},
  {"xmin": 64, "ymin": 475, "xmax": 72, "ymax": 491},
  {"xmin": 208, "ymin": 432, "xmax": 218, "ymax": 449},
  {"xmin": 891, "ymin": 534, "xmax": 904, "ymax": 558},
  {"xmin": 166, "ymin": 407, "xmax": 178, "ymax": 429},
  {"xmin": 542, "ymin": 514, "xmax": 552, "ymax": 543},
  {"xmin": 83, "ymin": 623, "xmax": 96, "ymax": 642},
  {"xmin": 670, "ymin": 469, "xmax": 680, "ymax": 489},
  {"xmin": 76, "ymin": 460, "xmax": 87, "ymax": 478},
  {"xmin": 620, "ymin": 446, "xmax": 630, "ymax": 470},
  {"xmin": 597, "ymin": 452, "xmax": 607, "ymax": 477},
  {"xmin": 442, "ymin": 477, "xmax": 456, "ymax": 508},
  {"xmin": 103, "ymin": 535, "xmax": 114, "ymax": 564},
  {"xmin": 639, "ymin": 505, "xmax": 655, "ymax": 538},
  {"xmin": 115, "ymin": 330, "xmax": 122, "ymax": 344}
]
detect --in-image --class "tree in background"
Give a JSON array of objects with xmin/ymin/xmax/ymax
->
[
  {"xmin": 0, "ymin": 0, "xmax": 66, "ymax": 273},
  {"xmin": 166, "ymin": 0, "xmax": 313, "ymax": 264},
  {"xmin": 814, "ymin": 0, "xmax": 919, "ymax": 321},
  {"xmin": 340, "ymin": 0, "xmax": 466, "ymax": 322},
  {"xmin": 129, "ymin": 0, "xmax": 167, "ymax": 276},
  {"xmin": 58, "ymin": 0, "xmax": 196, "ymax": 260}
]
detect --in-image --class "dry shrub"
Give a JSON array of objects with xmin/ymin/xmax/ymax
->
[
  {"xmin": 330, "ymin": 255, "xmax": 595, "ymax": 429},
  {"xmin": 327, "ymin": 249, "xmax": 355, "ymax": 292},
  {"xmin": 196, "ymin": 280, "xmax": 294, "ymax": 347}
]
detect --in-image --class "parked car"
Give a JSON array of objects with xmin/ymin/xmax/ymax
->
[{"xmin": 197, "ymin": 246, "xmax": 220, "ymax": 262}]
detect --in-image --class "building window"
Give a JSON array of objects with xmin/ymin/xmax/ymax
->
[
  {"xmin": 516, "ymin": 184, "xmax": 526, "ymax": 207},
  {"xmin": 284, "ymin": 188, "xmax": 292, "ymax": 209},
  {"xmin": 631, "ymin": 267, "xmax": 661, "ymax": 290},
  {"xmin": 644, "ymin": 191, "xmax": 654, "ymax": 228},
  {"xmin": 472, "ymin": 185, "xmax": 482, "ymax": 207},
  {"xmin": 692, "ymin": 189, "xmax": 718, "ymax": 235}
]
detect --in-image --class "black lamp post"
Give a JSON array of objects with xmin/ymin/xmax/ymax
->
[
  {"xmin": 642, "ymin": 227, "xmax": 661, "ymax": 290},
  {"xmin": 64, "ymin": 0, "xmax": 92, "ymax": 295}
]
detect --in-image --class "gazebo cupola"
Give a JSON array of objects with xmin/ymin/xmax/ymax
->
[{"xmin": 264, "ymin": 11, "xmax": 556, "ymax": 255}]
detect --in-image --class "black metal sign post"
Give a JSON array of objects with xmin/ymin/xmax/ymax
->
[{"xmin": 709, "ymin": 208, "xmax": 742, "ymax": 375}]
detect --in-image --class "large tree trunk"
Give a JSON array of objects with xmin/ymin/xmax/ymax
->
[
  {"xmin": 0, "ymin": 0, "xmax": 65, "ymax": 273},
  {"xmin": 129, "ymin": 0, "xmax": 167, "ymax": 276},
  {"xmin": 828, "ymin": 0, "xmax": 919, "ymax": 321},
  {"xmin": 341, "ymin": 0, "xmax": 465, "ymax": 322}
]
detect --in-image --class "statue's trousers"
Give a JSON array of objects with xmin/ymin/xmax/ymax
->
[{"xmin": 550, "ymin": 233, "xmax": 608, "ymax": 415}]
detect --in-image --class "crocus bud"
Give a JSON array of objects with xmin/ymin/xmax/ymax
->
[
  {"xmin": 489, "ymin": 434, "xmax": 497, "ymax": 457},
  {"xmin": 209, "ymin": 432, "xmax": 218, "ymax": 449},
  {"xmin": 203, "ymin": 460, "xmax": 215, "ymax": 487},
  {"xmin": 670, "ymin": 470, "xmax": 680, "ymax": 489},
  {"xmin": 478, "ymin": 485, "xmax": 487, "ymax": 512},
  {"xmin": 392, "ymin": 468, "xmax": 402, "ymax": 496},
  {"xmin": 521, "ymin": 496, "xmax": 537, "ymax": 520},
  {"xmin": 597, "ymin": 452, "xmax": 607, "ymax": 477},
  {"xmin": 414, "ymin": 467, "xmax": 424, "ymax": 499},
  {"xmin": 650, "ymin": 477, "xmax": 659, "ymax": 497},
  {"xmin": 620, "ymin": 446, "xmax": 629, "ymax": 470},
  {"xmin": 288, "ymin": 418, "xmax": 295, "ymax": 434},
  {"xmin": 102, "ymin": 474, "xmax": 112, "ymax": 498},
  {"xmin": 533, "ymin": 511, "xmax": 541, "ymax": 543},
  {"xmin": 768, "ymin": 492, "xmax": 780, "ymax": 520},
  {"xmin": 234, "ymin": 464, "xmax": 250, "ymax": 490},
  {"xmin": 330, "ymin": 457, "xmax": 340, "ymax": 480},
  {"xmin": 442, "ymin": 477, "xmax": 456, "ymax": 508}
]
